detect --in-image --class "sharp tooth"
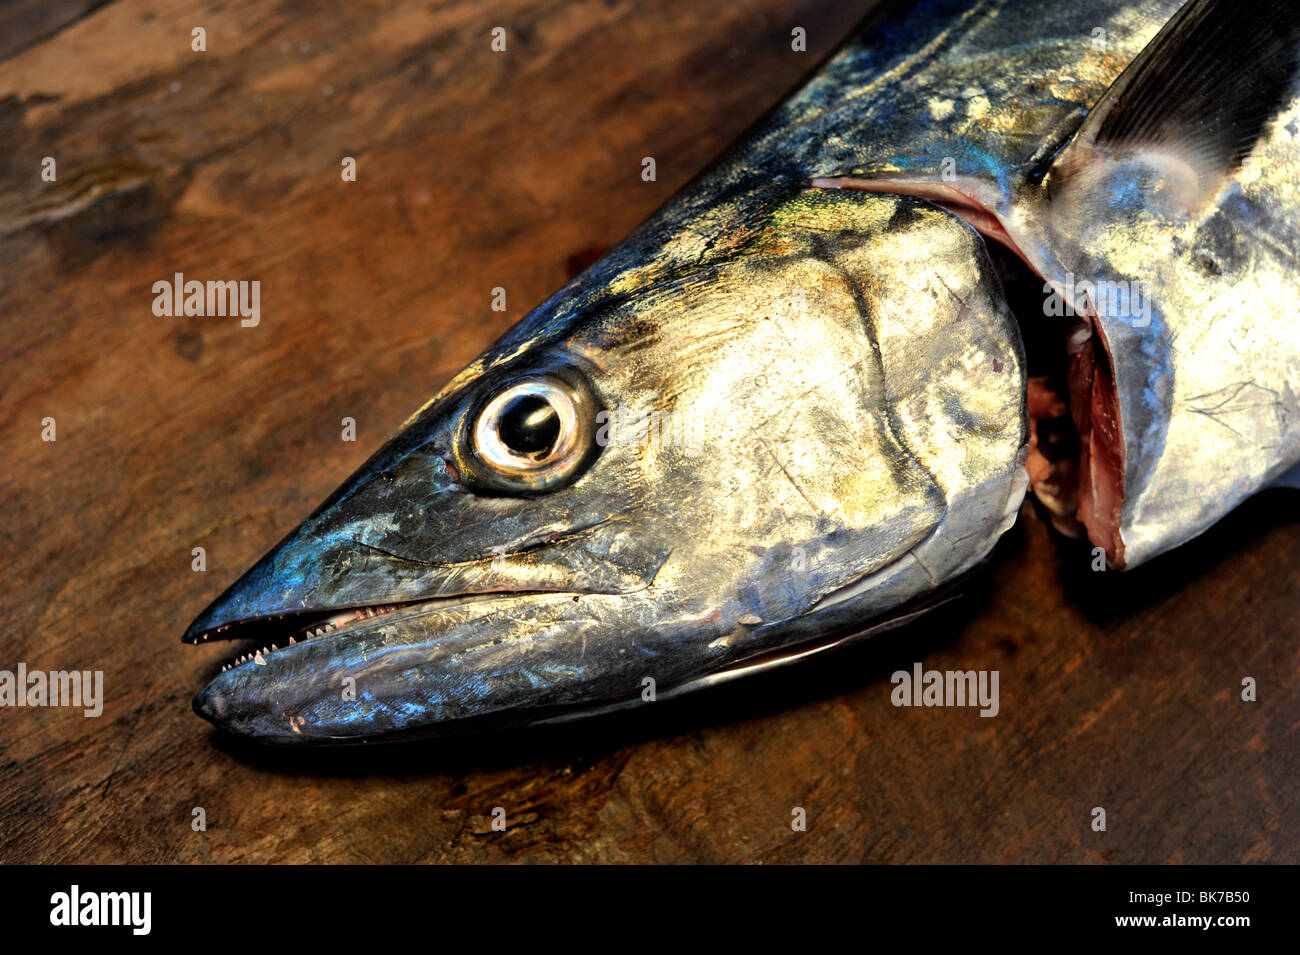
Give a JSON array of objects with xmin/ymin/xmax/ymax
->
[
  {"xmin": 271, "ymin": 644, "xmax": 277, "ymax": 651},
  {"xmin": 289, "ymin": 636, "xmax": 297, "ymax": 645},
  {"xmin": 254, "ymin": 651, "xmax": 267, "ymax": 665}
]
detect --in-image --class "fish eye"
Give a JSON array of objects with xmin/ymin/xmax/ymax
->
[
  {"xmin": 464, "ymin": 374, "xmax": 597, "ymax": 493},
  {"xmin": 475, "ymin": 381, "xmax": 576, "ymax": 469},
  {"xmin": 496, "ymin": 393, "xmax": 562, "ymax": 457}
]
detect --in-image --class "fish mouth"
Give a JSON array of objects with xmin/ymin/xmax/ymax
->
[{"xmin": 188, "ymin": 587, "xmax": 624, "ymax": 742}]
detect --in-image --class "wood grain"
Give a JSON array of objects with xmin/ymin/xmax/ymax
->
[{"xmin": 0, "ymin": 0, "xmax": 1296, "ymax": 864}]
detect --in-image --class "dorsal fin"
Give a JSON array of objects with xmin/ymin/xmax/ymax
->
[{"xmin": 1047, "ymin": 0, "xmax": 1300, "ymax": 207}]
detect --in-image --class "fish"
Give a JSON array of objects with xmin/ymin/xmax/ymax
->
[{"xmin": 184, "ymin": 0, "xmax": 1300, "ymax": 743}]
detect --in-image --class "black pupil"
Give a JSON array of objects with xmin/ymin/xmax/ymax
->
[{"xmin": 497, "ymin": 394, "xmax": 560, "ymax": 457}]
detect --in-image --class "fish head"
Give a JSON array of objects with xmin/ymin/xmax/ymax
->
[{"xmin": 184, "ymin": 187, "xmax": 1027, "ymax": 743}]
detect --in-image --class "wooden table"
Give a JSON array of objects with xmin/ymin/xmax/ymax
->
[{"xmin": 1, "ymin": 0, "xmax": 1296, "ymax": 864}]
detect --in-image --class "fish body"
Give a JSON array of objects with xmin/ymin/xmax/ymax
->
[{"xmin": 185, "ymin": 0, "xmax": 1299, "ymax": 742}]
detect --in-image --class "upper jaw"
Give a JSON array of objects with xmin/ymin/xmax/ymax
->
[{"xmin": 189, "ymin": 592, "xmax": 540, "ymax": 670}]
